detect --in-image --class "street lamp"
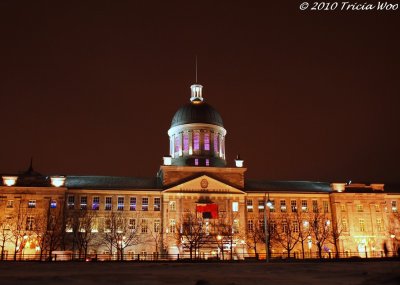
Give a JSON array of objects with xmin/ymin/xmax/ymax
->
[{"xmin": 264, "ymin": 193, "xmax": 273, "ymax": 262}]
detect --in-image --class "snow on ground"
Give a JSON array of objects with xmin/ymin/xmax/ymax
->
[{"xmin": 0, "ymin": 261, "xmax": 399, "ymax": 285}]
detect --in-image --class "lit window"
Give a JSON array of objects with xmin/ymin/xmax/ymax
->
[
  {"xmin": 258, "ymin": 199, "xmax": 264, "ymax": 212},
  {"xmin": 232, "ymin": 201, "xmax": 239, "ymax": 212},
  {"xmin": 291, "ymin": 200, "xmax": 297, "ymax": 212},
  {"xmin": 323, "ymin": 201, "xmax": 329, "ymax": 213},
  {"xmin": 142, "ymin": 197, "xmax": 149, "ymax": 211},
  {"xmin": 117, "ymin": 197, "xmax": 124, "ymax": 211},
  {"xmin": 375, "ymin": 204, "xmax": 380, "ymax": 212},
  {"xmin": 312, "ymin": 200, "xmax": 318, "ymax": 213},
  {"xmin": 154, "ymin": 219, "xmax": 160, "ymax": 233},
  {"xmin": 246, "ymin": 199, "xmax": 253, "ymax": 212},
  {"xmin": 359, "ymin": 219, "xmax": 365, "ymax": 232},
  {"xmin": 194, "ymin": 158, "xmax": 199, "ymax": 166},
  {"xmin": 105, "ymin": 197, "xmax": 112, "ymax": 211},
  {"xmin": 67, "ymin": 196, "xmax": 75, "ymax": 209},
  {"xmin": 269, "ymin": 200, "xmax": 275, "ymax": 212},
  {"xmin": 169, "ymin": 219, "xmax": 176, "ymax": 233},
  {"xmin": 130, "ymin": 197, "xmax": 136, "ymax": 211},
  {"xmin": 193, "ymin": 132, "xmax": 200, "ymax": 151},
  {"xmin": 92, "ymin": 197, "xmax": 100, "ymax": 210},
  {"xmin": 280, "ymin": 200, "xmax": 286, "ymax": 212},
  {"xmin": 214, "ymin": 133, "xmax": 219, "ymax": 153},
  {"xmin": 233, "ymin": 219, "xmax": 239, "ymax": 234},
  {"xmin": 26, "ymin": 216, "xmax": 35, "ymax": 231},
  {"xmin": 204, "ymin": 133, "xmax": 210, "ymax": 150},
  {"xmin": 50, "ymin": 200, "xmax": 57, "ymax": 209},
  {"xmin": 6, "ymin": 200, "xmax": 14, "ymax": 208},
  {"xmin": 293, "ymin": 221, "xmax": 299, "ymax": 233},
  {"xmin": 169, "ymin": 201, "xmax": 176, "ymax": 211},
  {"xmin": 205, "ymin": 159, "xmax": 209, "ymax": 166},
  {"xmin": 356, "ymin": 204, "xmax": 363, "ymax": 212},
  {"xmin": 80, "ymin": 196, "xmax": 87, "ymax": 210},
  {"xmin": 392, "ymin": 201, "xmax": 397, "ymax": 212},
  {"xmin": 183, "ymin": 133, "xmax": 189, "ymax": 151},
  {"xmin": 301, "ymin": 200, "xmax": 308, "ymax": 212},
  {"xmin": 154, "ymin": 197, "xmax": 161, "ymax": 211},
  {"xmin": 173, "ymin": 135, "xmax": 179, "ymax": 153},
  {"xmin": 340, "ymin": 204, "xmax": 346, "ymax": 212},
  {"xmin": 28, "ymin": 200, "xmax": 36, "ymax": 208}
]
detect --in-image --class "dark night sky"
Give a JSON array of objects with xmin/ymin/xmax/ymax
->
[{"xmin": 0, "ymin": 1, "xmax": 399, "ymax": 183}]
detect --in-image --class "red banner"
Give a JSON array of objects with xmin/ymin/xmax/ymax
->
[{"xmin": 196, "ymin": 204, "xmax": 218, "ymax": 219}]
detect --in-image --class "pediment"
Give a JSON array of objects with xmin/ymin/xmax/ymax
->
[{"xmin": 163, "ymin": 175, "xmax": 245, "ymax": 194}]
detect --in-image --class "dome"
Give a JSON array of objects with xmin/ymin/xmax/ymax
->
[{"xmin": 171, "ymin": 102, "xmax": 224, "ymax": 128}]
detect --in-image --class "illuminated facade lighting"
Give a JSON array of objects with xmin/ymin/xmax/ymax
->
[{"xmin": 2, "ymin": 176, "xmax": 18, "ymax": 186}]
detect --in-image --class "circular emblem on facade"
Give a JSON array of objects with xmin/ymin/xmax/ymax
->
[{"xmin": 200, "ymin": 179, "xmax": 208, "ymax": 189}]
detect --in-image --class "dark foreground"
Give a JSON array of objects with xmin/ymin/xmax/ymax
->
[{"xmin": 0, "ymin": 261, "xmax": 399, "ymax": 285}]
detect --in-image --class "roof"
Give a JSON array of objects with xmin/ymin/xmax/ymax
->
[
  {"xmin": 245, "ymin": 180, "xmax": 332, "ymax": 193},
  {"xmin": 66, "ymin": 176, "xmax": 161, "ymax": 190},
  {"xmin": 171, "ymin": 102, "xmax": 224, "ymax": 128}
]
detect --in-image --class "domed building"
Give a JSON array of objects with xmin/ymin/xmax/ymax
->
[{"xmin": 0, "ymin": 82, "xmax": 397, "ymax": 261}]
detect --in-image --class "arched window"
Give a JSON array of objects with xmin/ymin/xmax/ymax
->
[
  {"xmin": 204, "ymin": 133, "xmax": 210, "ymax": 151},
  {"xmin": 193, "ymin": 132, "xmax": 200, "ymax": 151}
]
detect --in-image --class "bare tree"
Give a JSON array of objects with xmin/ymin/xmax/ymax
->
[
  {"xmin": 329, "ymin": 219, "xmax": 343, "ymax": 258},
  {"xmin": 294, "ymin": 211, "xmax": 312, "ymax": 259},
  {"xmin": 215, "ymin": 211, "xmax": 241, "ymax": 260},
  {"xmin": 275, "ymin": 212, "xmax": 300, "ymax": 258},
  {"xmin": 0, "ymin": 215, "xmax": 13, "ymax": 260},
  {"xmin": 98, "ymin": 212, "xmax": 141, "ymax": 260},
  {"xmin": 310, "ymin": 208, "xmax": 332, "ymax": 258},
  {"xmin": 10, "ymin": 200, "xmax": 27, "ymax": 260},
  {"xmin": 245, "ymin": 218, "xmax": 264, "ymax": 257}
]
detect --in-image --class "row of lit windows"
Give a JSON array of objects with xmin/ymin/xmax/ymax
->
[
  {"xmin": 246, "ymin": 199, "xmax": 329, "ymax": 213},
  {"xmin": 172, "ymin": 131, "xmax": 222, "ymax": 153},
  {"xmin": 340, "ymin": 201, "xmax": 398, "ymax": 213},
  {"xmin": 5, "ymin": 199, "xmax": 57, "ymax": 209},
  {"xmin": 67, "ymin": 196, "xmax": 161, "ymax": 212}
]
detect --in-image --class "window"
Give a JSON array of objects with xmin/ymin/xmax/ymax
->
[
  {"xmin": 293, "ymin": 221, "xmax": 299, "ymax": 233},
  {"xmin": 28, "ymin": 200, "xmax": 36, "ymax": 208},
  {"xmin": 169, "ymin": 201, "xmax": 176, "ymax": 211},
  {"xmin": 50, "ymin": 200, "xmax": 57, "ymax": 208},
  {"xmin": 323, "ymin": 201, "xmax": 329, "ymax": 213},
  {"xmin": 67, "ymin": 196, "xmax": 75, "ymax": 209},
  {"xmin": 174, "ymin": 135, "xmax": 180, "ymax": 153},
  {"xmin": 193, "ymin": 132, "xmax": 200, "ymax": 151},
  {"xmin": 282, "ymin": 222, "xmax": 288, "ymax": 233},
  {"xmin": 291, "ymin": 200, "xmax": 297, "ymax": 212},
  {"xmin": 392, "ymin": 201, "xmax": 397, "ymax": 212},
  {"xmin": 117, "ymin": 197, "xmax": 124, "ymax": 211},
  {"xmin": 269, "ymin": 200, "xmax": 275, "ymax": 212},
  {"xmin": 312, "ymin": 200, "xmax": 318, "ymax": 213},
  {"xmin": 340, "ymin": 204, "xmax": 346, "ymax": 212},
  {"xmin": 91, "ymin": 218, "xmax": 99, "ymax": 232},
  {"xmin": 26, "ymin": 216, "xmax": 35, "ymax": 231},
  {"xmin": 247, "ymin": 220, "xmax": 254, "ymax": 231},
  {"xmin": 194, "ymin": 158, "xmax": 199, "ymax": 166},
  {"xmin": 377, "ymin": 218, "xmax": 383, "ymax": 231},
  {"xmin": 183, "ymin": 133, "xmax": 189, "ymax": 151},
  {"xmin": 204, "ymin": 133, "xmax": 210, "ymax": 150},
  {"xmin": 356, "ymin": 204, "xmax": 363, "ymax": 212},
  {"xmin": 246, "ymin": 199, "xmax": 253, "ymax": 212},
  {"xmin": 154, "ymin": 197, "xmax": 161, "ymax": 211},
  {"xmin": 359, "ymin": 219, "xmax": 365, "ymax": 232},
  {"xmin": 280, "ymin": 200, "xmax": 287, "ymax": 212},
  {"xmin": 129, "ymin": 219, "xmax": 136, "ymax": 231},
  {"xmin": 92, "ymin": 197, "xmax": 100, "ymax": 210},
  {"xmin": 6, "ymin": 200, "xmax": 14, "ymax": 208},
  {"xmin": 154, "ymin": 219, "xmax": 160, "ymax": 233},
  {"xmin": 258, "ymin": 199, "xmax": 265, "ymax": 212},
  {"xmin": 205, "ymin": 159, "xmax": 209, "ymax": 166},
  {"xmin": 232, "ymin": 201, "xmax": 239, "ymax": 212},
  {"xmin": 105, "ymin": 197, "xmax": 112, "ymax": 211},
  {"xmin": 342, "ymin": 219, "xmax": 348, "ymax": 232},
  {"xmin": 130, "ymin": 197, "xmax": 136, "ymax": 211},
  {"xmin": 375, "ymin": 204, "xmax": 380, "ymax": 212},
  {"xmin": 214, "ymin": 133, "xmax": 219, "ymax": 153},
  {"xmin": 142, "ymin": 198, "xmax": 149, "ymax": 211},
  {"xmin": 301, "ymin": 200, "xmax": 308, "ymax": 212},
  {"xmin": 141, "ymin": 219, "xmax": 148, "ymax": 234},
  {"xmin": 169, "ymin": 219, "xmax": 175, "ymax": 233},
  {"xmin": 233, "ymin": 219, "xmax": 239, "ymax": 234},
  {"xmin": 80, "ymin": 197, "xmax": 87, "ymax": 210}
]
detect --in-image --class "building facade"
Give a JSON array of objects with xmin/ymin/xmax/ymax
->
[{"xmin": 0, "ymin": 84, "xmax": 399, "ymax": 260}]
